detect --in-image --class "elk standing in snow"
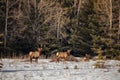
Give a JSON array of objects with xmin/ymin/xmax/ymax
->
[
  {"xmin": 56, "ymin": 50, "xmax": 71, "ymax": 63},
  {"xmin": 29, "ymin": 48, "xmax": 42, "ymax": 63},
  {"xmin": 85, "ymin": 53, "xmax": 91, "ymax": 61}
]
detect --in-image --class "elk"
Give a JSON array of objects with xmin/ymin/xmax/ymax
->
[
  {"xmin": 84, "ymin": 53, "xmax": 91, "ymax": 61},
  {"xmin": 29, "ymin": 48, "xmax": 42, "ymax": 63},
  {"xmin": 56, "ymin": 50, "xmax": 71, "ymax": 63}
]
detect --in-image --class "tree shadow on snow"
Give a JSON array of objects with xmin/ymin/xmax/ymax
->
[{"xmin": 0, "ymin": 69, "xmax": 44, "ymax": 72}]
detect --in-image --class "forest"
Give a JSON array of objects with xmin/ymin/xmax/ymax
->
[{"xmin": 0, "ymin": 0, "xmax": 120, "ymax": 59}]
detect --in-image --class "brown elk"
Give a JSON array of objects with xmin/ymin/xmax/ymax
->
[
  {"xmin": 56, "ymin": 50, "xmax": 71, "ymax": 63},
  {"xmin": 29, "ymin": 48, "xmax": 42, "ymax": 63},
  {"xmin": 84, "ymin": 53, "xmax": 91, "ymax": 61}
]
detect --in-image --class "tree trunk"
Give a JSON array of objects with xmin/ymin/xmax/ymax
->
[
  {"xmin": 57, "ymin": 9, "xmax": 62, "ymax": 40},
  {"xmin": 118, "ymin": 9, "xmax": 120, "ymax": 42},
  {"xmin": 77, "ymin": 0, "xmax": 82, "ymax": 26},
  {"xmin": 109, "ymin": 0, "xmax": 112, "ymax": 38},
  {"xmin": 4, "ymin": 0, "xmax": 8, "ymax": 50}
]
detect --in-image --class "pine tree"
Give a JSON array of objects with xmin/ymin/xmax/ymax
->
[{"xmin": 91, "ymin": 0, "xmax": 120, "ymax": 59}]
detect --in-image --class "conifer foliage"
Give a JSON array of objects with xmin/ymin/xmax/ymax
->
[{"xmin": 0, "ymin": 0, "xmax": 119, "ymax": 58}]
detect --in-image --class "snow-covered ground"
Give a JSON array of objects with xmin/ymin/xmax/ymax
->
[{"xmin": 0, "ymin": 59, "xmax": 120, "ymax": 80}]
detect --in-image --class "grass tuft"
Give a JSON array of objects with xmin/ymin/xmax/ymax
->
[{"xmin": 93, "ymin": 61, "xmax": 105, "ymax": 68}]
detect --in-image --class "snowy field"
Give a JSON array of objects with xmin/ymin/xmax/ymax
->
[{"xmin": 0, "ymin": 59, "xmax": 120, "ymax": 80}]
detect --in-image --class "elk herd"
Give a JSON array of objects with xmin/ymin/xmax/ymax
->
[
  {"xmin": 28, "ymin": 48, "xmax": 91, "ymax": 63},
  {"xmin": 0, "ymin": 47, "xmax": 91, "ymax": 70}
]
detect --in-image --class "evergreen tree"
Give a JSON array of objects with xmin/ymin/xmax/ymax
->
[{"xmin": 91, "ymin": 0, "xmax": 120, "ymax": 59}]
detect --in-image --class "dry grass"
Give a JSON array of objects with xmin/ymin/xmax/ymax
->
[
  {"xmin": 118, "ymin": 68, "xmax": 120, "ymax": 73},
  {"xmin": 64, "ymin": 66, "xmax": 69, "ymax": 69},
  {"xmin": 93, "ymin": 61, "xmax": 106, "ymax": 68},
  {"xmin": 39, "ymin": 55, "xmax": 46, "ymax": 59},
  {"xmin": 66, "ymin": 55, "xmax": 79, "ymax": 62},
  {"xmin": 116, "ymin": 64, "xmax": 120, "ymax": 67},
  {"xmin": 74, "ymin": 65, "xmax": 78, "ymax": 69},
  {"xmin": 49, "ymin": 54, "xmax": 56, "ymax": 59},
  {"xmin": 49, "ymin": 54, "xmax": 58, "ymax": 62},
  {"xmin": 114, "ymin": 56, "xmax": 120, "ymax": 60},
  {"xmin": 80, "ymin": 58, "xmax": 90, "ymax": 62}
]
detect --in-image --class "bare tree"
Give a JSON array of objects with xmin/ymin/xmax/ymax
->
[
  {"xmin": 109, "ymin": 0, "xmax": 112, "ymax": 39},
  {"xmin": 4, "ymin": 0, "xmax": 8, "ymax": 49},
  {"xmin": 77, "ymin": 0, "xmax": 82, "ymax": 25},
  {"xmin": 0, "ymin": 34, "xmax": 4, "ymax": 44},
  {"xmin": 118, "ymin": 9, "xmax": 120, "ymax": 42}
]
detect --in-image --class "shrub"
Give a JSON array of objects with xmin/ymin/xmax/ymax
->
[
  {"xmin": 64, "ymin": 66, "xmax": 69, "ymax": 69},
  {"xmin": 93, "ymin": 61, "xmax": 105, "ymax": 68},
  {"xmin": 74, "ymin": 65, "xmax": 78, "ymax": 69},
  {"xmin": 118, "ymin": 69, "xmax": 120, "ymax": 73}
]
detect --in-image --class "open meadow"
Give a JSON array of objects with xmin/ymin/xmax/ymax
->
[{"xmin": 0, "ymin": 58, "xmax": 120, "ymax": 80}]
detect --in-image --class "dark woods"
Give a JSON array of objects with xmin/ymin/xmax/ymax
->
[{"xmin": 0, "ymin": 0, "xmax": 120, "ymax": 59}]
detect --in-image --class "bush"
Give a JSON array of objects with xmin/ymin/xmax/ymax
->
[
  {"xmin": 93, "ymin": 61, "xmax": 105, "ymax": 68},
  {"xmin": 74, "ymin": 65, "xmax": 78, "ymax": 69},
  {"xmin": 118, "ymin": 69, "xmax": 120, "ymax": 73},
  {"xmin": 64, "ymin": 66, "xmax": 69, "ymax": 69}
]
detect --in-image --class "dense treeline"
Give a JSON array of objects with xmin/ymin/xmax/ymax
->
[{"xmin": 0, "ymin": 0, "xmax": 120, "ymax": 59}]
